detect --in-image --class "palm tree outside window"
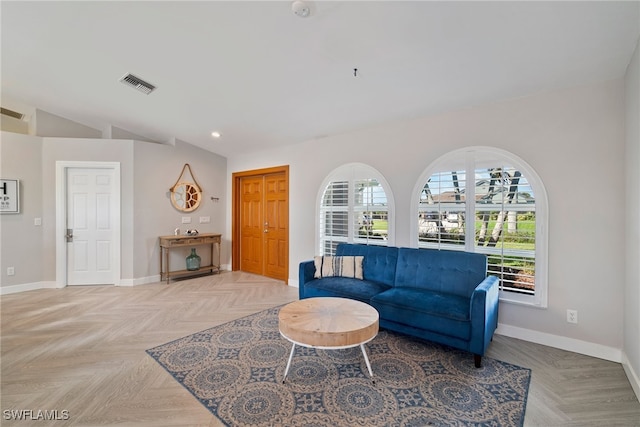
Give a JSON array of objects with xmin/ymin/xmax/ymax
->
[{"xmin": 413, "ymin": 147, "xmax": 548, "ymax": 307}]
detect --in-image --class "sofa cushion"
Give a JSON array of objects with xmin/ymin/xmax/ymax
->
[
  {"xmin": 302, "ymin": 277, "xmax": 390, "ymax": 303},
  {"xmin": 336, "ymin": 244, "xmax": 398, "ymax": 287},
  {"xmin": 314, "ymin": 255, "xmax": 364, "ymax": 279},
  {"xmin": 371, "ymin": 287, "xmax": 471, "ymax": 340},
  {"xmin": 394, "ymin": 248, "xmax": 487, "ymax": 298}
]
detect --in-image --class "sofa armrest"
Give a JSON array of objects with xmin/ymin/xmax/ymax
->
[
  {"xmin": 469, "ymin": 275, "xmax": 500, "ymax": 356},
  {"xmin": 298, "ymin": 260, "xmax": 316, "ymax": 299}
]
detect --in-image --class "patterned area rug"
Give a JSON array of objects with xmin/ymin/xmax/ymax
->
[{"xmin": 147, "ymin": 306, "xmax": 530, "ymax": 427}]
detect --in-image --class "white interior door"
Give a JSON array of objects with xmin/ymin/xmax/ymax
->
[{"xmin": 66, "ymin": 167, "xmax": 117, "ymax": 285}]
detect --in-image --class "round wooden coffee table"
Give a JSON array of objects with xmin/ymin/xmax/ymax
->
[{"xmin": 278, "ymin": 297, "xmax": 379, "ymax": 383}]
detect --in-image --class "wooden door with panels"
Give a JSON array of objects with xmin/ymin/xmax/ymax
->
[
  {"xmin": 240, "ymin": 175, "xmax": 263, "ymax": 275},
  {"xmin": 233, "ymin": 166, "xmax": 289, "ymax": 283}
]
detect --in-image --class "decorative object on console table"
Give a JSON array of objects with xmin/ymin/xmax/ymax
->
[
  {"xmin": 185, "ymin": 248, "xmax": 201, "ymax": 271},
  {"xmin": 159, "ymin": 233, "xmax": 221, "ymax": 283}
]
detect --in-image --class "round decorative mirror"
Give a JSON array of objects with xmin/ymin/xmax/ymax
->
[
  {"xmin": 171, "ymin": 182, "xmax": 201, "ymax": 212},
  {"xmin": 169, "ymin": 164, "xmax": 203, "ymax": 212}
]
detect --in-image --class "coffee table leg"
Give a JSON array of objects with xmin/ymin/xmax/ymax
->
[
  {"xmin": 360, "ymin": 344, "xmax": 375, "ymax": 383},
  {"xmin": 283, "ymin": 343, "xmax": 296, "ymax": 383}
]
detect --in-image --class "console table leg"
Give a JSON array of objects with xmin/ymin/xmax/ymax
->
[
  {"xmin": 282, "ymin": 343, "xmax": 296, "ymax": 383},
  {"xmin": 210, "ymin": 242, "xmax": 214, "ymax": 274},
  {"xmin": 165, "ymin": 249, "xmax": 170, "ymax": 284},
  {"xmin": 160, "ymin": 248, "xmax": 163, "ymax": 283}
]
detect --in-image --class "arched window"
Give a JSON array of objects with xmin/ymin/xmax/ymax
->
[
  {"xmin": 412, "ymin": 147, "xmax": 548, "ymax": 307},
  {"xmin": 318, "ymin": 163, "xmax": 394, "ymax": 255}
]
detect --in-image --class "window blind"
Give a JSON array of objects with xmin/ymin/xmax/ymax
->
[
  {"xmin": 320, "ymin": 177, "xmax": 389, "ymax": 255},
  {"xmin": 474, "ymin": 166, "xmax": 536, "ymax": 295},
  {"xmin": 320, "ymin": 180, "xmax": 348, "ymax": 255},
  {"xmin": 418, "ymin": 165, "xmax": 536, "ymax": 295},
  {"xmin": 353, "ymin": 178, "xmax": 388, "ymax": 244},
  {"xmin": 418, "ymin": 170, "xmax": 467, "ymax": 249}
]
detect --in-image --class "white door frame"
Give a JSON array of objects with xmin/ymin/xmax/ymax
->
[{"xmin": 56, "ymin": 161, "xmax": 121, "ymax": 287}]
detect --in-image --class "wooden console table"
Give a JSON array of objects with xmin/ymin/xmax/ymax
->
[{"xmin": 159, "ymin": 233, "xmax": 221, "ymax": 283}]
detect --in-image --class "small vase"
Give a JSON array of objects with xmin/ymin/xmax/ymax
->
[{"xmin": 186, "ymin": 248, "xmax": 201, "ymax": 271}]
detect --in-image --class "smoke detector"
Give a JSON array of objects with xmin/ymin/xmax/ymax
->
[{"xmin": 291, "ymin": 1, "xmax": 310, "ymax": 18}]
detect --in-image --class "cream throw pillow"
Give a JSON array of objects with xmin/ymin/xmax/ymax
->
[{"xmin": 313, "ymin": 256, "xmax": 364, "ymax": 279}]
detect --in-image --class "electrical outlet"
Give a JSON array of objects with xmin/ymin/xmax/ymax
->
[
  {"xmin": 181, "ymin": 217, "xmax": 192, "ymax": 224},
  {"xmin": 7, "ymin": 267, "xmax": 15, "ymax": 276},
  {"xmin": 567, "ymin": 309, "xmax": 578, "ymax": 324},
  {"xmin": 199, "ymin": 216, "xmax": 210, "ymax": 224}
]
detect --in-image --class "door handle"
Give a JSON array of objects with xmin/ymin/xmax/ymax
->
[{"xmin": 66, "ymin": 228, "xmax": 74, "ymax": 242}]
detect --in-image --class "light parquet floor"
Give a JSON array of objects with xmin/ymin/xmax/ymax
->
[{"xmin": 1, "ymin": 271, "xmax": 639, "ymax": 426}]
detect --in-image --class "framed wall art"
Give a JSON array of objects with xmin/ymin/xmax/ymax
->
[{"xmin": 0, "ymin": 179, "xmax": 20, "ymax": 214}]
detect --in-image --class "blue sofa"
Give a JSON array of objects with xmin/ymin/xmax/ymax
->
[{"xmin": 299, "ymin": 243, "xmax": 500, "ymax": 367}]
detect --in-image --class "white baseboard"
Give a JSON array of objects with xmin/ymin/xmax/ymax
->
[
  {"xmin": 117, "ymin": 275, "xmax": 161, "ymax": 287},
  {"xmin": 119, "ymin": 268, "xmax": 230, "ymax": 287},
  {"xmin": 2, "ymin": 271, "xmax": 229, "ymax": 291},
  {"xmin": 496, "ymin": 323, "xmax": 622, "ymax": 363},
  {"xmin": 622, "ymin": 352, "xmax": 640, "ymax": 402},
  {"xmin": 0, "ymin": 281, "xmax": 59, "ymax": 295}
]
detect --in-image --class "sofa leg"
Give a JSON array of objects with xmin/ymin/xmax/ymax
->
[{"xmin": 474, "ymin": 354, "xmax": 482, "ymax": 368}]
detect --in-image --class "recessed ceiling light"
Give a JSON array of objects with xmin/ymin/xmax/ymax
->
[{"xmin": 211, "ymin": 131, "xmax": 221, "ymax": 138}]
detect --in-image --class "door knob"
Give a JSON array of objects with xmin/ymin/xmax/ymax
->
[{"xmin": 66, "ymin": 228, "xmax": 74, "ymax": 242}]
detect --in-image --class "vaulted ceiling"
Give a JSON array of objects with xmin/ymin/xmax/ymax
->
[{"xmin": 2, "ymin": 1, "xmax": 639, "ymax": 157}]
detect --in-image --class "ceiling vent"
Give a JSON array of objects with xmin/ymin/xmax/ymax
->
[
  {"xmin": 1, "ymin": 107, "xmax": 25, "ymax": 120},
  {"xmin": 119, "ymin": 73, "xmax": 156, "ymax": 95}
]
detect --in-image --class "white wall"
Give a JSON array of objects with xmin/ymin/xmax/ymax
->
[
  {"xmin": 624, "ymin": 37, "xmax": 640, "ymax": 398},
  {"xmin": 0, "ymin": 115, "xmax": 28, "ymax": 134},
  {"xmin": 0, "ymin": 133, "xmax": 44, "ymax": 288},
  {"xmin": 34, "ymin": 109, "xmax": 102, "ymax": 138},
  {"xmin": 133, "ymin": 139, "xmax": 227, "ymax": 281},
  {"xmin": 0, "ymin": 131, "xmax": 227, "ymax": 291},
  {"xmin": 227, "ymin": 79, "xmax": 627, "ymax": 358},
  {"xmin": 41, "ymin": 137, "xmax": 135, "ymax": 280}
]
